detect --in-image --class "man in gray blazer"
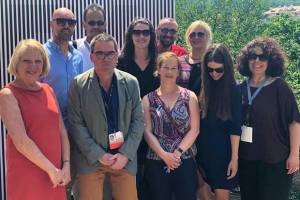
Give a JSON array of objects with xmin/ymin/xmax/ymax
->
[{"xmin": 68, "ymin": 33, "xmax": 144, "ymax": 200}]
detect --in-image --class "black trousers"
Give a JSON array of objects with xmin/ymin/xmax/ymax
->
[
  {"xmin": 239, "ymin": 159, "xmax": 293, "ymax": 200},
  {"xmin": 145, "ymin": 158, "xmax": 197, "ymax": 200}
]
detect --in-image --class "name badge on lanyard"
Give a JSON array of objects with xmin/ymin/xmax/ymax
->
[
  {"xmin": 241, "ymin": 78, "xmax": 270, "ymax": 143},
  {"xmin": 109, "ymin": 131, "xmax": 124, "ymax": 150}
]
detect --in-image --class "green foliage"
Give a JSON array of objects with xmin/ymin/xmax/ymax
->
[{"xmin": 176, "ymin": 0, "xmax": 300, "ymax": 107}]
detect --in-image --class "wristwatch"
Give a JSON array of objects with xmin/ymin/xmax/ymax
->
[{"xmin": 176, "ymin": 147, "xmax": 184, "ymax": 154}]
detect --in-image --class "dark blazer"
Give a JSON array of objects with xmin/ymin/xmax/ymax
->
[{"xmin": 68, "ymin": 68, "xmax": 144, "ymax": 175}]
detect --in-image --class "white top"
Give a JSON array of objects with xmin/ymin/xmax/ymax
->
[{"xmin": 76, "ymin": 37, "xmax": 93, "ymax": 72}]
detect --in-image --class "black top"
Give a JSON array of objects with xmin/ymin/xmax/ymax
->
[
  {"xmin": 117, "ymin": 56, "xmax": 159, "ymax": 98},
  {"xmin": 240, "ymin": 78, "xmax": 300, "ymax": 163}
]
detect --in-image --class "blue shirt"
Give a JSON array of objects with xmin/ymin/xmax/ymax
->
[{"xmin": 41, "ymin": 39, "xmax": 83, "ymax": 125}]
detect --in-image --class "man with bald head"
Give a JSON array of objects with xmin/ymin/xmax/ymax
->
[
  {"xmin": 41, "ymin": 8, "xmax": 83, "ymax": 126},
  {"xmin": 156, "ymin": 18, "xmax": 187, "ymax": 56}
]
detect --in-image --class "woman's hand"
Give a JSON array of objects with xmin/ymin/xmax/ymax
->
[
  {"xmin": 286, "ymin": 154, "xmax": 299, "ymax": 174},
  {"xmin": 160, "ymin": 151, "xmax": 181, "ymax": 170},
  {"xmin": 47, "ymin": 167, "xmax": 64, "ymax": 188},
  {"xmin": 227, "ymin": 159, "xmax": 238, "ymax": 179},
  {"xmin": 59, "ymin": 162, "xmax": 71, "ymax": 186}
]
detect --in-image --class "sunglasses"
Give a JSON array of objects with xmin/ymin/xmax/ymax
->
[
  {"xmin": 248, "ymin": 53, "xmax": 268, "ymax": 61},
  {"xmin": 159, "ymin": 27, "xmax": 177, "ymax": 35},
  {"xmin": 94, "ymin": 51, "xmax": 116, "ymax": 59},
  {"xmin": 207, "ymin": 67, "xmax": 224, "ymax": 73},
  {"xmin": 87, "ymin": 20, "xmax": 105, "ymax": 26},
  {"xmin": 189, "ymin": 31, "xmax": 206, "ymax": 39},
  {"xmin": 132, "ymin": 29, "xmax": 151, "ymax": 36},
  {"xmin": 54, "ymin": 18, "xmax": 77, "ymax": 26}
]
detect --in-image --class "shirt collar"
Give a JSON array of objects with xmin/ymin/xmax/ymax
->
[{"xmin": 46, "ymin": 39, "xmax": 75, "ymax": 53}]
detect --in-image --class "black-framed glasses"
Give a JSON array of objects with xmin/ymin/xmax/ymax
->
[
  {"xmin": 132, "ymin": 29, "xmax": 151, "ymax": 36},
  {"xmin": 94, "ymin": 51, "xmax": 116, "ymax": 59},
  {"xmin": 87, "ymin": 20, "xmax": 105, "ymax": 26},
  {"xmin": 248, "ymin": 53, "xmax": 268, "ymax": 61},
  {"xmin": 159, "ymin": 27, "xmax": 177, "ymax": 35},
  {"xmin": 207, "ymin": 67, "xmax": 224, "ymax": 73},
  {"xmin": 189, "ymin": 31, "xmax": 206, "ymax": 39},
  {"xmin": 54, "ymin": 18, "xmax": 77, "ymax": 26}
]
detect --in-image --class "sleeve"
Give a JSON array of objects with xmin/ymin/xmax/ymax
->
[
  {"xmin": 276, "ymin": 78, "xmax": 300, "ymax": 126},
  {"xmin": 118, "ymin": 77, "xmax": 145, "ymax": 161},
  {"xmin": 67, "ymin": 79, "xmax": 106, "ymax": 165},
  {"xmin": 228, "ymin": 84, "xmax": 242, "ymax": 135}
]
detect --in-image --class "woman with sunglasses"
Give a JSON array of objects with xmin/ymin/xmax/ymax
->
[
  {"xmin": 197, "ymin": 44, "xmax": 241, "ymax": 200},
  {"xmin": 177, "ymin": 20, "xmax": 212, "ymax": 95},
  {"xmin": 142, "ymin": 52, "xmax": 199, "ymax": 200},
  {"xmin": 237, "ymin": 37, "xmax": 300, "ymax": 200},
  {"xmin": 117, "ymin": 18, "xmax": 159, "ymax": 200}
]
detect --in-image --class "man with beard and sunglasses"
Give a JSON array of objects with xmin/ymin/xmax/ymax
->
[
  {"xmin": 75, "ymin": 4, "xmax": 106, "ymax": 71},
  {"xmin": 156, "ymin": 18, "xmax": 187, "ymax": 56}
]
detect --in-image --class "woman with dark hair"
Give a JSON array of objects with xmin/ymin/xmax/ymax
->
[
  {"xmin": 237, "ymin": 37, "xmax": 300, "ymax": 200},
  {"xmin": 197, "ymin": 43, "xmax": 241, "ymax": 200},
  {"xmin": 117, "ymin": 18, "xmax": 159, "ymax": 200}
]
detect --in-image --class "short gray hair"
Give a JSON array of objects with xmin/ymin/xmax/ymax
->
[{"xmin": 90, "ymin": 33, "xmax": 118, "ymax": 53}]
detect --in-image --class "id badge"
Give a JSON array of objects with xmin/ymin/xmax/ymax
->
[
  {"xmin": 241, "ymin": 125, "xmax": 253, "ymax": 143},
  {"xmin": 109, "ymin": 131, "xmax": 124, "ymax": 149}
]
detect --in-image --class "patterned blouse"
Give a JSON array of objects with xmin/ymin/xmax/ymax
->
[{"xmin": 146, "ymin": 87, "xmax": 197, "ymax": 160}]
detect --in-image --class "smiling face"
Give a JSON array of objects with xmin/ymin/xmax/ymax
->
[
  {"xmin": 207, "ymin": 61, "xmax": 224, "ymax": 81},
  {"xmin": 156, "ymin": 20, "xmax": 178, "ymax": 48},
  {"xmin": 132, "ymin": 23, "xmax": 151, "ymax": 50},
  {"xmin": 158, "ymin": 56, "xmax": 179, "ymax": 83},
  {"xmin": 248, "ymin": 46, "xmax": 268, "ymax": 77},
  {"xmin": 16, "ymin": 48, "xmax": 43, "ymax": 83},
  {"xmin": 83, "ymin": 9, "xmax": 106, "ymax": 42},
  {"xmin": 188, "ymin": 26, "xmax": 208, "ymax": 50}
]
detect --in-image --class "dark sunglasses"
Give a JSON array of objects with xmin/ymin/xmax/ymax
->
[
  {"xmin": 207, "ymin": 67, "xmax": 224, "ymax": 73},
  {"xmin": 54, "ymin": 18, "xmax": 77, "ymax": 26},
  {"xmin": 132, "ymin": 29, "xmax": 151, "ymax": 36},
  {"xmin": 248, "ymin": 53, "xmax": 268, "ymax": 61},
  {"xmin": 189, "ymin": 31, "xmax": 206, "ymax": 38},
  {"xmin": 94, "ymin": 51, "xmax": 116, "ymax": 59},
  {"xmin": 159, "ymin": 27, "xmax": 177, "ymax": 35},
  {"xmin": 87, "ymin": 20, "xmax": 105, "ymax": 26}
]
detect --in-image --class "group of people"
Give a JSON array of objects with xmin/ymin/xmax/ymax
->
[{"xmin": 0, "ymin": 3, "xmax": 299, "ymax": 200}]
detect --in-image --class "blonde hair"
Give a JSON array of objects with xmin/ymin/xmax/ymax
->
[
  {"xmin": 8, "ymin": 39, "xmax": 49, "ymax": 77},
  {"xmin": 184, "ymin": 20, "xmax": 212, "ymax": 50},
  {"xmin": 154, "ymin": 51, "xmax": 181, "ymax": 77}
]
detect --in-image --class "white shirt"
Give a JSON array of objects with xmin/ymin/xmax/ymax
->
[{"xmin": 76, "ymin": 37, "xmax": 93, "ymax": 72}]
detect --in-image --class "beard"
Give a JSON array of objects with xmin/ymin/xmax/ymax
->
[
  {"xmin": 55, "ymin": 28, "xmax": 74, "ymax": 42},
  {"xmin": 158, "ymin": 35, "xmax": 175, "ymax": 47}
]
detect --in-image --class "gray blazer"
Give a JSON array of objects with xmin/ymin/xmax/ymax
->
[{"xmin": 68, "ymin": 68, "xmax": 144, "ymax": 175}]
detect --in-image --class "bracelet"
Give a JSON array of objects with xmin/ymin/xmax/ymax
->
[
  {"xmin": 176, "ymin": 147, "xmax": 184, "ymax": 154},
  {"xmin": 63, "ymin": 160, "xmax": 70, "ymax": 163}
]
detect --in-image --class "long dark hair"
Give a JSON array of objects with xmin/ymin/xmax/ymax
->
[
  {"xmin": 121, "ymin": 18, "xmax": 157, "ymax": 65},
  {"xmin": 200, "ymin": 43, "xmax": 235, "ymax": 121}
]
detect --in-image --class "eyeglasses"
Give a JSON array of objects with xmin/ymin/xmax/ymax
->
[
  {"xmin": 161, "ymin": 66, "xmax": 178, "ymax": 71},
  {"xmin": 87, "ymin": 20, "xmax": 105, "ymax": 26},
  {"xmin": 189, "ymin": 31, "xmax": 206, "ymax": 39},
  {"xmin": 159, "ymin": 27, "xmax": 177, "ymax": 35},
  {"xmin": 207, "ymin": 67, "xmax": 224, "ymax": 73},
  {"xmin": 132, "ymin": 29, "xmax": 151, "ymax": 36},
  {"xmin": 53, "ymin": 18, "xmax": 77, "ymax": 26},
  {"xmin": 248, "ymin": 53, "xmax": 268, "ymax": 61},
  {"xmin": 93, "ymin": 51, "xmax": 116, "ymax": 59}
]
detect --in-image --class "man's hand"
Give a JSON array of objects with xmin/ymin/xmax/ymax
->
[
  {"xmin": 99, "ymin": 153, "xmax": 116, "ymax": 166},
  {"xmin": 109, "ymin": 153, "xmax": 128, "ymax": 170}
]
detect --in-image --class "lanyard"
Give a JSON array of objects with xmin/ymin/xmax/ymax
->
[{"xmin": 246, "ymin": 77, "xmax": 270, "ymax": 105}]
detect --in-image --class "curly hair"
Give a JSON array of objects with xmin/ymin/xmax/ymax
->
[
  {"xmin": 120, "ymin": 18, "xmax": 157, "ymax": 65},
  {"xmin": 237, "ymin": 37, "xmax": 287, "ymax": 77}
]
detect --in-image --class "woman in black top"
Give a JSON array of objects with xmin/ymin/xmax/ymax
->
[
  {"xmin": 237, "ymin": 37, "xmax": 300, "ymax": 200},
  {"xmin": 117, "ymin": 18, "xmax": 159, "ymax": 200}
]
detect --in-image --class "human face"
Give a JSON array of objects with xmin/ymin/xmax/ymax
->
[
  {"xmin": 51, "ymin": 9, "xmax": 76, "ymax": 42},
  {"xmin": 248, "ymin": 47, "xmax": 268, "ymax": 77},
  {"xmin": 91, "ymin": 41, "xmax": 118, "ymax": 73},
  {"xmin": 83, "ymin": 10, "xmax": 106, "ymax": 42},
  {"xmin": 189, "ymin": 27, "xmax": 207, "ymax": 49},
  {"xmin": 157, "ymin": 21, "xmax": 178, "ymax": 47},
  {"xmin": 132, "ymin": 23, "xmax": 151, "ymax": 50},
  {"xmin": 158, "ymin": 56, "xmax": 179, "ymax": 83},
  {"xmin": 207, "ymin": 61, "xmax": 224, "ymax": 81},
  {"xmin": 16, "ymin": 48, "xmax": 43, "ymax": 83}
]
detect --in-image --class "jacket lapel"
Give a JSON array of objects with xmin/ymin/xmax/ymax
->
[{"xmin": 115, "ymin": 70, "xmax": 127, "ymax": 129}]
